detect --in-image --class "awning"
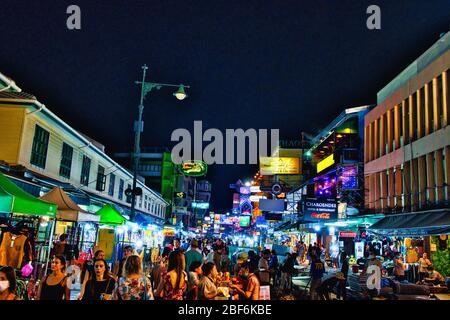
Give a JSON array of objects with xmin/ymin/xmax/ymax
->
[
  {"xmin": 134, "ymin": 212, "xmax": 160, "ymax": 226},
  {"xmin": 39, "ymin": 187, "xmax": 100, "ymax": 223},
  {"xmin": 96, "ymin": 204, "xmax": 127, "ymax": 226},
  {"xmin": 0, "ymin": 171, "xmax": 57, "ymax": 217},
  {"xmin": 369, "ymin": 209, "xmax": 450, "ymax": 236}
]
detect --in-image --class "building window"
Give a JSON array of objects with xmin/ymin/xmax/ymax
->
[
  {"xmin": 418, "ymin": 87, "xmax": 425, "ymax": 138},
  {"xmin": 109, "ymin": 174, "xmax": 115, "ymax": 197},
  {"xmin": 96, "ymin": 165, "xmax": 106, "ymax": 191},
  {"xmin": 118, "ymin": 179, "xmax": 124, "ymax": 200},
  {"xmin": 437, "ymin": 75, "xmax": 444, "ymax": 129},
  {"xmin": 443, "ymin": 149, "xmax": 448, "ymax": 201},
  {"xmin": 30, "ymin": 125, "xmax": 50, "ymax": 169},
  {"xmin": 59, "ymin": 143, "xmax": 73, "ymax": 179},
  {"xmin": 126, "ymin": 184, "xmax": 132, "ymax": 203},
  {"xmin": 80, "ymin": 155, "xmax": 91, "ymax": 186}
]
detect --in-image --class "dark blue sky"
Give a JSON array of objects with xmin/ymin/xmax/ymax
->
[{"xmin": 1, "ymin": 0, "xmax": 449, "ymax": 211}]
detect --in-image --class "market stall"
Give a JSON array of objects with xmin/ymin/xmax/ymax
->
[
  {"xmin": 95, "ymin": 203, "xmax": 127, "ymax": 270},
  {"xmin": 0, "ymin": 171, "xmax": 57, "ymax": 299},
  {"xmin": 39, "ymin": 187, "xmax": 100, "ymax": 262}
]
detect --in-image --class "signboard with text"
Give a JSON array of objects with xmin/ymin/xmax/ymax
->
[
  {"xmin": 259, "ymin": 157, "xmax": 300, "ymax": 175},
  {"xmin": 303, "ymin": 199, "xmax": 337, "ymax": 221}
]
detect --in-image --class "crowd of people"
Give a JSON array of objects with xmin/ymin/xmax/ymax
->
[{"xmin": 1, "ymin": 234, "xmax": 446, "ymax": 301}]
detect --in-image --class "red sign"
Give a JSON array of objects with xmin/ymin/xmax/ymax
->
[
  {"xmin": 311, "ymin": 213, "xmax": 331, "ymax": 219},
  {"xmin": 339, "ymin": 231, "xmax": 357, "ymax": 238}
]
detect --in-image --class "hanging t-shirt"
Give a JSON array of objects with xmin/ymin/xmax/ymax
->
[
  {"xmin": 406, "ymin": 247, "xmax": 418, "ymax": 263},
  {"xmin": 0, "ymin": 232, "xmax": 28, "ymax": 268}
]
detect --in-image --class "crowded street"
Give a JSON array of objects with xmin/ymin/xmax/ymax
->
[{"xmin": 0, "ymin": 1, "xmax": 449, "ymax": 304}]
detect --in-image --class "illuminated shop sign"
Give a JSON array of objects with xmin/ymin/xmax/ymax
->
[
  {"xmin": 260, "ymin": 157, "xmax": 300, "ymax": 175},
  {"xmin": 239, "ymin": 215, "xmax": 251, "ymax": 227},
  {"xmin": 303, "ymin": 199, "xmax": 337, "ymax": 221},
  {"xmin": 192, "ymin": 202, "xmax": 209, "ymax": 209},
  {"xmin": 339, "ymin": 231, "xmax": 357, "ymax": 238},
  {"xmin": 317, "ymin": 154, "xmax": 335, "ymax": 173},
  {"xmin": 179, "ymin": 160, "xmax": 208, "ymax": 177}
]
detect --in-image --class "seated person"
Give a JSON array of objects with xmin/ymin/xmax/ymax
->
[
  {"xmin": 316, "ymin": 272, "xmax": 346, "ymax": 300},
  {"xmin": 424, "ymin": 266, "xmax": 444, "ymax": 285}
]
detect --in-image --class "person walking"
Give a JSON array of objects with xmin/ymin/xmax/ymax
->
[
  {"xmin": 154, "ymin": 250, "xmax": 188, "ymax": 300},
  {"xmin": 38, "ymin": 255, "xmax": 70, "ymax": 300},
  {"xmin": 220, "ymin": 247, "xmax": 231, "ymax": 274},
  {"xmin": 113, "ymin": 255, "xmax": 153, "ymax": 300},
  {"xmin": 337, "ymin": 252, "xmax": 349, "ymax": 300},
  {"xmin": 80, "ymin": 258, "xmax": 116, "ymax": 300},
  {"xmin": 309, "ymin": 254, "xmax": 325, "ymax": 300},
  {"xmin": 79, "ymin": 249, "xmax": 107, "ymax": 299},
  {"xmin": 269, "ymin": 249, "xmax": 279, "ymax": 286},
  {"xmin": 115, "ymin": 245, "xmax": 133, "ymax": 279},
  {"xmin": 151, "ymin": 246, "xmax": 171, "ymax": 291},
  {"xmin": 280, "ymin": 253, "xmax": 295, "ymax": 291},
  {"xmin": 185, "ymin": 240, "xmax": 203, "ymax": 272},
  {"xmin": 258, "ymin": 249, "xmax": 271, "ymax": 286},
  {"xmin": 0, "ymin": 266, "xmax": 20, "ymax": 300}
]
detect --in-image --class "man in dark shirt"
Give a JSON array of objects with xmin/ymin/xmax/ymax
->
[
  {"xmin": 337, "ymin": 252, "xmax": 349, "ymax": 300},
  {"xmin": 316, "ymin": 272, "xmax": 346, "ymax": 300},
  {"xmin": 115, "ymin": 245, "xmax": 133, "ymax": 279}
]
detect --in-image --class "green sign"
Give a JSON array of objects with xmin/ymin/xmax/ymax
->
[{"xmin": 179, "ymin": 160, "xmax": 208, "ymax": 177}]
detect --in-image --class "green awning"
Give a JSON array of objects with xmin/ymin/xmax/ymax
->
[
  {"xmin": 0, "ymin": 186, "xmax": 13, "ymax": 213},
  {"xmin": 96, "ymin": 204, "xmax": 127, "ymax": 226},
  {"xmin": 0, "ymin": 171, "xmax": 57, "ymax": 217}
]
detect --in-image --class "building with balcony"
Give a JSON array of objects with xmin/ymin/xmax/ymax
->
[{"xmin": 364, "ymin": 31, "xmax": 450, "ymax": 237}]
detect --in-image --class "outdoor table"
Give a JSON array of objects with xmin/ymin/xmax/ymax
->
[{"xmin": 434, "ymin": 293, "xmax": 450, "ymax": 300}]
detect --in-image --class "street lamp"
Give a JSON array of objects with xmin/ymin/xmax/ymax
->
[{"xmin": 129, "ymin": 64, "xmax": 190, "ymax": 222}]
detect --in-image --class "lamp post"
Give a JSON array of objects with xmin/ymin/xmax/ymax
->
[{"xmin": 129, "ymin": 64, "xmax": 189, "ymax": 222}]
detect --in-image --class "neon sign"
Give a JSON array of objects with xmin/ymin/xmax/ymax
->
[{"xmin": 179, "ymin": 160, "xmax": 208, "ymax": 177}]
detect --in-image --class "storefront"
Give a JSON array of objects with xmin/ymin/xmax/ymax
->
[
  {"xmin": 368, "ymin": 209, "xmax": 450, "ymax": 282},
  {"xmin": 0, "ymin": 171, "xmax": 58, "ymax": 299}
]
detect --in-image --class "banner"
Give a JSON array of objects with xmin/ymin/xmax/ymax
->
[
  {"xmin": 259, "ymin": 157, "xmax": 300, "ymax": 175},
  {"xmin": 303, "ymin": 199, "xmax": 337, "ymax": 221}
]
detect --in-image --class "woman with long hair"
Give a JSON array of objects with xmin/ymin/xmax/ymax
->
[
  {"xmin": 154, "ymin": 250, "xmax": 188, "ymax": 300},
  {"xmin": 38, "ymin": 255, "xmax": 70, "ymax": 300},
  {"xmin": 80, "ymin": 258, "xmax": 116, "ymax": 300},
  {"xmin": 0, "ymin": 266, "xmax": 20, "ymax": 300},
  {"xmin": 113, "ymin": 255, "xmax": 153, "ymax": 300}
]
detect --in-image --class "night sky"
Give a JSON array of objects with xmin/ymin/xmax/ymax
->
[{"xmin": 1, "ymin": 0, "xmax": 449, "ymax": 211}]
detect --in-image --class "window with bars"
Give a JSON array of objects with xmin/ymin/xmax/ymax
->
[
  {"xmin": 118, "ymin": 179, "xmax": 124, "ymax": 200},
  {"xmin": 108, "ymin": 173, "xmax": 115, "ymax": 197},
  {"xmin": 80, "ymin": 156, "xmax": 91, "ymax": 186},
  {"xmin": 30, "ymin": 125, "xmax": 50, "ymax": 168},
  {"xmin": 96, "ymin": 165, "xmax": 106, "ymax": 191},
  {"xmin": 59, "ymin": 143, "xmax": 73, "ymax": 179}
]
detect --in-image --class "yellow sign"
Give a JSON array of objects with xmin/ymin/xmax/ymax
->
[
  {"xmin": 317, "ymin": 154, "xmax": 334, "ymax": 173},
  {"xmin": 259, "ymin": 157, "xmax": 300, "ymax": 175}
]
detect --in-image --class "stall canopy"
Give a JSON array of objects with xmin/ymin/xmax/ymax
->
[
  {"xmin": 39, "ymin": 187, "xmax": 100, "ymax": 222},
  {"xmin": 96, "ymin": 204, "xmax": 127, "ymax": 226},
  {"xmin": 134, "ymin": 211, "xmax": 162, "ymax": 226},
  {"xmin": 369, "ymin": 209, "xmax": 450, "ymax": 236},
  {"xmin": 0, "ymin": 171, "xmax": 57, "ymax": 217}
]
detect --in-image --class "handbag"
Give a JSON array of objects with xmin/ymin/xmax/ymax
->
[{"xmin": 100, "ymin": 279, "xmax": 113, "ymax": 300}]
